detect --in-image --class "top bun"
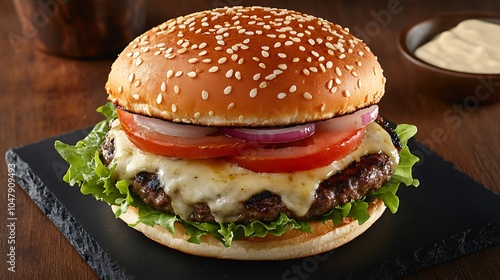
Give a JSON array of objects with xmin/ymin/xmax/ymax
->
[{"xmin": 106, "ymin": 6, "xmax": 385, "ymax": 127}]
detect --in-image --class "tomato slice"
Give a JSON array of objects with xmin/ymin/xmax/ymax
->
[
  {"xmin": 116, "ymin": 109, "xmax": 252, "ymax": 159},
  {"xmin": 227, "ymin": 127, "xmax": 366, "ymax": 173},
  {"xmin": 116, "ymin": 109, "xmax": 366, "ymax": 173}
]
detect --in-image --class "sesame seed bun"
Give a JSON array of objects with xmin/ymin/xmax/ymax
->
[
  {"xmin": 111, "ymin": 199, "xmax": 385, "ymax": 260},
  {"xmin": 105, "ymin": 6, "xmax": 385, "ymax": 127}
]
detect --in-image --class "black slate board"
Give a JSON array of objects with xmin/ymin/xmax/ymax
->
[{"xmin": 5, "ymin": 127, "xmax": 500, "ymax": 280}]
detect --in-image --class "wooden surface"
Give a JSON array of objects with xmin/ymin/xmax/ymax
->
[{"xmin": 1, "ymin": 0, "xmax": 499, "ymax": 279}]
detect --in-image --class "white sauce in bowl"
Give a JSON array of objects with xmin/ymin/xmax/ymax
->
[{"xmin": 415, "ymin": 19, "xmax": 500, "ymax": 74}]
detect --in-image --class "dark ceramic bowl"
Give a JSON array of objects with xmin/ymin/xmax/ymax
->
[{"xmin": 398, "ymin": 12, "xmax": 500, "ymax": 104}]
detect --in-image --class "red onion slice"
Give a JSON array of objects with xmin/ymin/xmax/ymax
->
[
  {"xmin": 221, "ymin": 123, "xmax": 316, "ymax": 143},
  {"xmin": 133, "ymin": 114, "xmax": 217, "ymax": 138},
  {"xmin": 319, "ymin": 105, "xmax": 379, "ymax": 131}
]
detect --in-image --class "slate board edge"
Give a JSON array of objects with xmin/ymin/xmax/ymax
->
[
  {"xmin": 5, "ymin": 149, "xmax": 129, "ymax": 280},
  {"xmin": 343, "ymin": 222, "xmax": 500, "ymax": 279}
]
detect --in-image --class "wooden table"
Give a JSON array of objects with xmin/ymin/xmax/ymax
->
[{"xmin": 1, "ymin": 0, "xmax": 498, "ymax": 279}]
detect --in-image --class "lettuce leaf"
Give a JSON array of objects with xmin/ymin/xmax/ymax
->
[{"xmin": 54, "ymin": 103, "xmax": 420, "ymax": 247}]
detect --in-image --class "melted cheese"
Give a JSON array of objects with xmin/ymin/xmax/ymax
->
[{"xmin": 108, "ymin": 120, "xmax": 398, "ymax": 223}]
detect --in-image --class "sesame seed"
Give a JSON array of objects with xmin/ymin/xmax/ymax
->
[
  {"xmin": 330, "ymin": 87, "xmax": 338, "ymax": 94},
  {"xmin": 308, "ymin": 38, "xmax": 315, "ymax": 45},
  {"xmin": 358, "ymin": 51, "xmax": 364, "ymax": 56},
  {"xmin": 277, "ymin": 92, "xmax": 287, "ymax": 99},
  {"xmin": 156, "ymin": 93, "xmax": 163, "ymax": 104},
  {"xmin": 202, "ymin": 58, "xmax": 212, "ymax": 63},
  {"xmin": 201, "ymin": 90, "xmax": 209, "ymax": 100},
  {"xmin": 174, "ymin": 85, "xmax": 180, "ymax": 94},
  {"xmin": 166, "ymin": 70, "xmax": 174, "ymax": 79},
  {"xmin": 133, "ymin": 93, "xmax": 140, "ymax": 100},
  {"xmin": 303, "ymin": 92, "xmax": 313, "ymax": 100},
  {"xmin": 277, "ymin": 53, "xmax": 287, "ymax": 58},
  {"xmin": 198, "ymin": 50, "xmax": 208, "ymax": 56},
  {"xmin": 118, "ymin": 85, "xmax": 123, "ymax": 94},
  {"xmin": 194, "ymin": 112, "xmax": 201, "ymax": 119},
  {"xmin": 285, "ymin": 41, "xmax": 293, "ymax": 46},
  {"xmin": 319, "ymin": 63, "xmax": 326, "ymax": 73},
  {"xmin": 225, "ymin": 69, "xmax": 234, "ymax": 78},
  {"xmin": 177, "ymin": 48, "xmax": 187, "ymax": 54},
  {"xmin": 261, "ymin": 50, "xmax": 269, "ymax": 58},
  {"xmin": 292, "ymin": 57, "xmax": 300, "ymax": 63},
  {"xmin": 187, "ymin": 71, "xmax": 197, "ymax": 78},
  {"xmin": 227, "ymin": 103, "xmax": 235, "ymax": 110},
  {"xmin": 154, "ymin": 51, "xmax": 162, "ymax": 56},
  {"xmin": 299, "ymin": 46, "xmax": 306, "ymax": 51},
  {"xmin": 302, "ymin": 69, "xmax": 310, "ymax": 76},
  {"xmin": 217, "ymin": 40, "xmax": 225, "ymax": 46},
  {"xmin": 208, "ymin": 66, "xmax": 219, "ymax": 73},
  {"xmin": 253, "ymin": 73, "xmax": 261, "ymax": 81},
  {"xmin": 327, "ymin": 80, "xmax": 333, "ymax": 89},
  {"xmin": 199, "ymin": 42, "xmax": 207, "ymax": 49},
  {"xmin": 171, "ymin": 104, "xmax": 177, "ymax": 112},
  {"xmin": 339, "ymin": 54, "xmax": 346, "ymax": 59},
  {"xmin": 224, "ymin": 86, "xmax": 232, "ymax": 95},
  {"xmin": 259, "ymin": 81, "xmax": 268, "ymax": 88},
  {"xmin": 309, "ymin": 67, "xmax": 318, "ymax": 73},
  {"xmin": 335, "ymin": 78, "xmax": 342, "ymax": 85},
  {"xmin": 161, "ymin": 82, "xmax": 166, "ymax": 92},
  {"xmin": 238, "ymin": 58, "xmax": 244, "ymax": 64},
  {"xmin": 259, "ymin": 63, "xmax": 266, "ymax": 69},
  {"xmin": 239, "ymin": 115, "xmax": 245, "ymax": 122},
  {"xmin": 289, "ymin": 85, "xmax": 297, "ymax": 92},
  {"xmin": 218, "ymin": 57, "xmax": 227, "ymax": 64},
  {"xmin": 231, "ymin": 54, "xmax": 238, "ymax": 61},
  {"xmin": 343, "ymin": 90, "xmax": 351, "ymax": 97},
  {"xmin": 352, "ymin": 71, "xmax": 358, "ymax": 77},
  {"xmin": 128, "ymin": 73, "xmax": 135, "ymax": 83},
  {"xmin": 274, "ymin": 42, "xmax": 281, "ymax": 48},
  {"xmin": 133, "ymin": 51, "xmax": 140, "ymax": 58},
  {"xmin": 311, "ymin": 50, "xmax": 319, "ymax": 57},
  {"xmin": 278, "ymin": 64, "xmax": 287, "ymax": 70},
  {"xmin": 188, "ymin": 58, "xmax": 198, "ymax": 63},
  {"xmin": 250, "ymin": 88, "xmax": 258, "ymax": 98},
  {"xmin": 357, "ymin": 79, "xmax": 362, "ymax": 88},
  {"xmin": 335, "ymin": 67, "xmax": 342, "ymax": 76},
  {"xmin": 265, "ymin": 74, "xmax": 276, "ymax": 80},
  {"xmin": 235, "ymin": 71, "xmax": 242, "ymax": 80},
  {"xmin": 373, "ymin": 67, "xmax": 378, "ymax": 75}
]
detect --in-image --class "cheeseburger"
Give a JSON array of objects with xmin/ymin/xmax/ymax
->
[{"xmin": 55, "ymin": 6, "xmax": 419, "ymax": 260}]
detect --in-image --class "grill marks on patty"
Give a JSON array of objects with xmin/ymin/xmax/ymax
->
[{"xmin": 101, "ymin": 117, "xmax": 401, "ymax": 224}]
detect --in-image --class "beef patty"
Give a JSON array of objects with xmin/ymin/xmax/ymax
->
[{"xmin": 101, "ymin": 117, "xmax": 401, "ymax": 224}]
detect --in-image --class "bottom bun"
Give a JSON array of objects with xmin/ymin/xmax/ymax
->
[{"xmin": 111, "ymin": 199, "xmax": 386, "ymax": 260}]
